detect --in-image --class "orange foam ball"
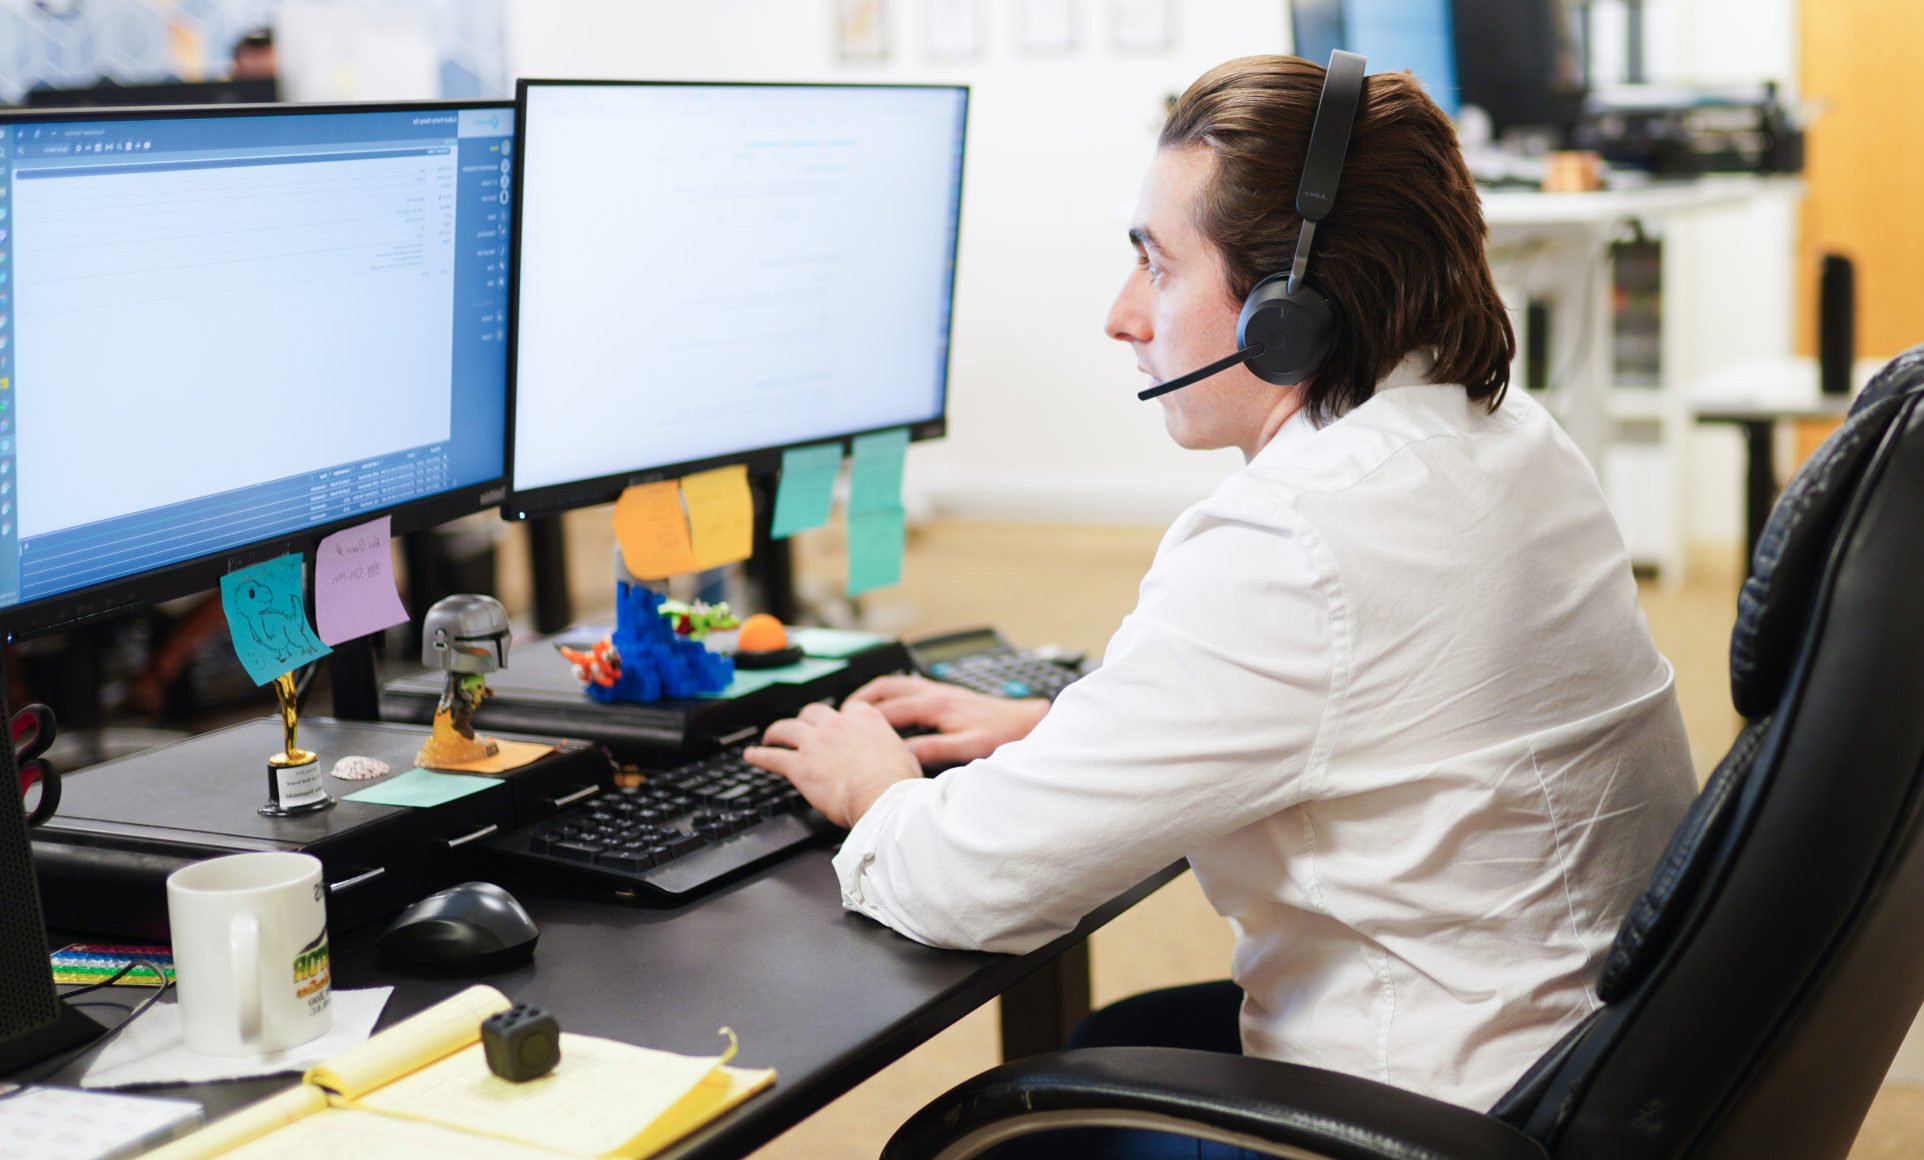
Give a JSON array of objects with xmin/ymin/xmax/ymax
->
[{"xmin": 737, "ymin": 613, "xmax": 788, "ymax": 653}]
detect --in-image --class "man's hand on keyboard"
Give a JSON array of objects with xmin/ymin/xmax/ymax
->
[
  {"xmin": 745, "ymin": 700, "xmax": 922, "ymax": 828},
  {"xmin": 843, "ymin": 674, "xmax": 1050, "ymax": 770}
]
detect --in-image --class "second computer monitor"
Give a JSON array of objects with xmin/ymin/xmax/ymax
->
[
  {"xmin": 0, "ymin": 101, "xmax": 514, "ymax": 639},
  {"xmin": 506, "ymin": 80, "xmax": 968, "ymax": 519}
]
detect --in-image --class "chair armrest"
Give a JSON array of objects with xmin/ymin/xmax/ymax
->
[{"xmin": 882, "ymin": 1047, "xmax": 1550, "ymax": 1160}]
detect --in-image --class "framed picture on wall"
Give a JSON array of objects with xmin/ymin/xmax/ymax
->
[
  {"xmin": 1013, "ymin": 0, "xmax": 1078, "ymax": 54},
  {"xmin": 924, "ymin": 0, "xmax": 986, "ymax": 60},
  {"xmin": 837, "ymin": 0, "xmax": 890, "ymax": 61},
  {"xmin": 1110, "ymin": 0, "xmax": 1172, "ymax": 52}
]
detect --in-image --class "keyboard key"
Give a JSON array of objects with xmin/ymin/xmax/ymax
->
[
  {"xmin": 596, "ymin": 847, "xmax": 655, "ymax": 872},
  {"xmin": 664, "ymin": 832, "xmax": 706, "ymax": 857},
  {"xmin": 551, "ymin": 840, "xmax": 605, "ymax": 864}
]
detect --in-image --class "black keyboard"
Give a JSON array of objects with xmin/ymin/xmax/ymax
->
[{"xmin": 484, "ymin": 747, "xmax": 837, "ymax": 905}]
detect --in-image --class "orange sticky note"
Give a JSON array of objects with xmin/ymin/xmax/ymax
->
[
  {"xmin": 612, "ymin": 480, "xmax": 697, "ymax": 579},
  {"xmin": 683, "ymin": 464, "xmax": 754, "ymax": 570}
]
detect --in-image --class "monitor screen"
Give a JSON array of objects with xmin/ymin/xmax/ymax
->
[
  {"xmin": 1450, "ymin": 0, "xmax": 1586, "ymax": 135},
  {"xmin": 1292, "ymin": 0, "xmax": 1460, "ymax": 117},
  {"xmin": 506, "ymin": 80, "xmax": 967, "ymax": 519},
  {"xmin": 0, "ymin": 102, "xmax": 515, "ymax": 638}
]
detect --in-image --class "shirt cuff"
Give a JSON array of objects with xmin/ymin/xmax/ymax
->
[{"xmin": 832, "ymin": 776, "xmax": 923, "ymax": 916}]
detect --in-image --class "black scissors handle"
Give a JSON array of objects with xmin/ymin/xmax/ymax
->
[
  {"xmin": 13, "ymin": 703, "xmax": 59, "ymax": 827},
  {"xmin": 12, "ymin": 702, "xmax": 56, "ymax": 763}
]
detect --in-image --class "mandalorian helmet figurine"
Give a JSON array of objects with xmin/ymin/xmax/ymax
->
[{"xmin": 422, "ymin": 594, "xmax": 512, "ymax": 674}]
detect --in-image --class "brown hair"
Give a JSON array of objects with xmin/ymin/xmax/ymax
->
[{"xmin": 1160, "ymin": 55, "xmax": 1514, "ymax": 425}]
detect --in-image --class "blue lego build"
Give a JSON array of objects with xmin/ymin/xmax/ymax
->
[{"xmin": 566, "ymin": 582, "xmax": 735, "ymax": 703}]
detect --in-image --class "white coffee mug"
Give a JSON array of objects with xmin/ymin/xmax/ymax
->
[{"xmin": 166, "ymin": 851, "xmax": 333, "ymax": 1056}]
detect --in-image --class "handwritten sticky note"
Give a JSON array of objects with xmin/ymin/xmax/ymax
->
[
  {"xmin": 314, "ymin": 516, "xmax": 409, "ymax": 645},
  {"xmin": 848, "ymin": 428, "xmax": 909, "ymax": 514},
  {"xmin": 220, "ymin": 553, "xmax": 332, "ymax": 686},
  {"xmin": 770, "ymin": 442, "xmax": 842, "ymax": 539},
  {"xmin": 342, "ymin": 767, "xmax": 501, "ymax": 808},
  {"xmin": 613, "ymin": 480, "xmax": 697, "ymax": 579},
  {"xmin": 846, "ymin": 505, "xmax": 906, "ymax": 596},
  {"xmin": 683, "ymin": 463, "xmax": 754, "ymax": 569}
]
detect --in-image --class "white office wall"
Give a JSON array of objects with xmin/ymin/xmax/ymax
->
[{"xmin": 502, "ymin": 0, "xmax": 1799, "ymax": 536}]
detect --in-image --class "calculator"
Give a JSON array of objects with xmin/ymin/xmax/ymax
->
[{"xmin": 905, "ymin": 627, "xmax": 1087, "ymax": 700}]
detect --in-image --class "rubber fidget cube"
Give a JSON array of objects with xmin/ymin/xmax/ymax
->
[{"xmin": 481, "ymin": 1003, "xmax": 562, "ymax": 1083}]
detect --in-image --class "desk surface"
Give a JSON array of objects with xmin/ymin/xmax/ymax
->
[
  {"xmin": 1687, "ymin": 355, "xmax": 1881, "ymax": 420},
  {"xmin": 1480, "ymin": 173, "xmax": 1804, "ymax": 226},
  {"xmin": 43, "ymin": 850, "xmax": 1179, "ymax": 1160}
]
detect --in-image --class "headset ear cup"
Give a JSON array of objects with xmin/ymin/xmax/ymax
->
[{"xmin": 1237, "ymin": 272, "xmax": 1339, "ymax": 386}]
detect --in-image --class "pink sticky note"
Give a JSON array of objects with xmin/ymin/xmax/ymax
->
[{"xmin": 315, "ymin": 516, "xmax": 410, "ymax": 645}]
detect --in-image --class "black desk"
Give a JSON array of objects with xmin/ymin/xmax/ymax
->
[
  {"xmin": 382, "ymin": 632, "xmax": 1102, "ymax": 1060},
  {"xmin": 41, "ymin": 851, "xmax": 1180, "ymax": 1159}
]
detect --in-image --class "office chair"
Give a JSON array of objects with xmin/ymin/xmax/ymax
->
[{"xmin": 885, "ymin": 343, "xmax": 1924, "ymax": 1160}]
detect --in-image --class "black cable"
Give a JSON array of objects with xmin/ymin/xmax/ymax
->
[
  {"xmin": 51, "ymin": 956, "xmax": 142, "ymax": 999},
  {"xmin": 2, "ymin": 957, "xmax": 175, "ymax": 1089}
]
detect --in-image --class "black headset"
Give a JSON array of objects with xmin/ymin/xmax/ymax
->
[{"xmin": 1139, "ymin": 50, "xmax": 1367, "ymax": 402}]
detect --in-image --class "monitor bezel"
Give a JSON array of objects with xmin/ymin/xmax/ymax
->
[
  {"xmin": 500, "ymin": 77, "xmax": 967, "ymax": 522},
  {"xmin": 0, "ymin": 98, "xmax": 516, "ymax": 642}
]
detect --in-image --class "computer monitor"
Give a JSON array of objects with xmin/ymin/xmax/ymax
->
[
  {"xmin": 1292, "ymin": 0, "xmax": 1586, "ymax": 136},
  {"xmin": 1450, "ymin": 0, "xmax": 1586, "ymax": 137},
  {"xmin": 22, "ymin": 77, "xmax": 281, "ymax": 108},
  {"xmin": 0, "ymin": 101, "xmax": 516, "ymax": 639},
  {"xmin": 505, "ymin": 80, "xmax": 967, "ymax": 521},
  {"xmin": 1291, "ymin": 0, "xmax": 1461, "ymax": 117}
]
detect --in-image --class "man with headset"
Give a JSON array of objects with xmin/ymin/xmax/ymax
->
[{"xmin": 746, "ymin": 53, "xmax": 1695, "ymax": 1120}]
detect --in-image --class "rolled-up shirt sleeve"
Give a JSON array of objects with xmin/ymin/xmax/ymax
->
[{"xmin": 832, "ymin": 503, "xmax": 1343, "ymax": 952}]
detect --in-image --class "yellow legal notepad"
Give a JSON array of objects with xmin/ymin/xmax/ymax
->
[{"xmin": 141, "ymin": 985, "xmax": 774, "ymax": 1159}]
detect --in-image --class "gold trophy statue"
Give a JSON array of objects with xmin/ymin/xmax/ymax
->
[
  {"xmin": 414, "ymin": 594, "xmax": 513, "ymax": 770},
  {"xmin": 261, "ymin": 670, "xmax": 331, "ymax": 816}
]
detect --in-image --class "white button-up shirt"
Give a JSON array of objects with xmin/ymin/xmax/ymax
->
[{"xmin": 834, "ymin": 359, "xmax": 1698, "ymax": 1109}]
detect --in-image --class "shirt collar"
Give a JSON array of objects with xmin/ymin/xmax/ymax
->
[
  {"xmin": 1378, "ymin": 348, "xmax": 1439, "ymax": 392},
  {"xmin": 1251, "ymin": 349, "xmax": 1439, "ymax": 466}
]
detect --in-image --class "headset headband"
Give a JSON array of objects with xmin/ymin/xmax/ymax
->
[{"xmin": 1287, "ymin": 50, "xmax": 1366, "ymax": 295}]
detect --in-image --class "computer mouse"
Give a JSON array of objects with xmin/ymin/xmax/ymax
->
[{"xmin": 377, "ymin": 881, "xmax": 539, "ymax": 974}]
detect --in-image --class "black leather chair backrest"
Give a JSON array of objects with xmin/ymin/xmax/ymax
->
[{"xmin": 1495, "ymin": 347, "xmax": 1924, "ymax": 1159}]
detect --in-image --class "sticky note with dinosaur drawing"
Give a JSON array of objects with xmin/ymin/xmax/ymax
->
[{"xmin": 220, "ymin": 552, "xmax": 333, "ymax": 685}]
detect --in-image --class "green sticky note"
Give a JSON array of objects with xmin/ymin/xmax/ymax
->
[
  {"xmin": 771, "ymin": 442, "xmax": 842, "ymax": 539},
  {"xmin": 788, "ymin": 625, "xmax": 893, "ymax": 658},
  {"xmin": 219, "ymin": 553, "xmax": 332, "ymax": 685},
  {"xmin": 343, "ymin": 767, "xmax": 501, "ymax": 808},
  {"xmin": 847, "ymin": 506, "xmax": 906, "ymax": 596},
  {"xmin": 848, "ymin": 428, "xmax": 909, "ymax": 514},
  {"xmin": 695, "ymin": 655, "xmax": 849, "ymax": 699}
]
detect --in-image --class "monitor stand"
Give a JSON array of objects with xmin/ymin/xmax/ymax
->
[
  {"xmin": 380, "ymin": 632, "xmax": 908, "ymax": 767},
  {"xmin": 0, "ymin": 677, "xmax": 110, "ymax": 1076},
  {"xmin": 1, "ymin": 1001, "xmax": 108, "ymax": 1077},
  {"xmin": 29, "ymin": 716, "xmax": 611, "ymax": 941}
]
